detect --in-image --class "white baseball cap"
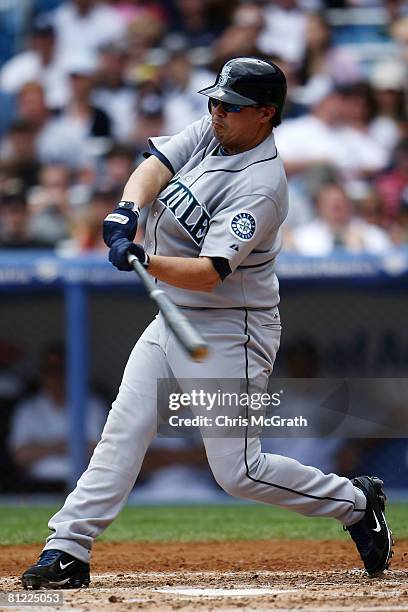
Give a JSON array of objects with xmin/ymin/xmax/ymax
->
[
  {"xmin": 370, "ymin": 60, "xmax": 407, "ymax": 91},
  {"xmin": 64, "ymin": 53, "xmax": 98, "ymax": 77}
]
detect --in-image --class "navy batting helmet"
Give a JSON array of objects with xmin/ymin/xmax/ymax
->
[{"xmin": 198, "ymin": 57, "xmax": 287, "ymax": 126}]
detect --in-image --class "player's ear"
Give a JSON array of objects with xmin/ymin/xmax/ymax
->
[{"xmin": 258, "ymin": 106, "xmax": 276, "ymax": 123}]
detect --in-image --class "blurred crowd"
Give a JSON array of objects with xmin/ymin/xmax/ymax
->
[
  {"xmin": 2, "ymin": 0, "xmax": 408, "ymax": 496},
  {"xmin": 0, "ymin": 0, "xmax": 407, "ymax": 255},
  {"xmin": 0, "ymin": 338, "xmax": 217, "ymax": 497}
]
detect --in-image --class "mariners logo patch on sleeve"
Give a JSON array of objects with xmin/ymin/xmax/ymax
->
[{"xmin": 230, "ymin": 211, "xmax": 256, "ymax": 241}]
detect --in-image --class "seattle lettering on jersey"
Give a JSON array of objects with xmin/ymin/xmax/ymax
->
[{"xmin": 159, "ymin": 178, "xmax": 210, "ymax": 246}]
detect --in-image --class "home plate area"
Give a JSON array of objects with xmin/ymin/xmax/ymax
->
[
  {"xmin": 2, "ymin": 541, "xmax": 408, "ymax": 611},
  {"xmin": 69, "ymin": 569, "xmax": 408, "ymax": 611},
  {"xmin": 3, "ymin": 569, "xmax": 408, "ymax": 611}
]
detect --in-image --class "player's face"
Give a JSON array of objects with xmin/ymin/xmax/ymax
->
[{"xmin": 210, "ymin": 100, "xmax": 275, "ymax": 154}]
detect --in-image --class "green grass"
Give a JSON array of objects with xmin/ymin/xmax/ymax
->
[{"xmin": 1, "ymin": 503, "xmax": 407, "ymax": 546}]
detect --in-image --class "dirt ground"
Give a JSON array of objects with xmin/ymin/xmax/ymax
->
[{"xmin": 1, "ymin": 540, "xmax": 407, "ymax": 611}]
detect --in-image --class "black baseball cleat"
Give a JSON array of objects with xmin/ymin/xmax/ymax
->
[
  {"xmin": 21, "ymin": 549, "xmax": 90, "ymax": 590},
  {"xmin": 346, "ymin": 476, "xmax": 394, "ymax": 577}
]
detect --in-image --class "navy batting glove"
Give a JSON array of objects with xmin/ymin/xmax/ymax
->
[
  {"xmin": 103, "ymin": 204, "xmax": 139, "ymax": 248},
  {"xmin": 108, "ymin": 237, "xmax": 150, "ymax": 272}
]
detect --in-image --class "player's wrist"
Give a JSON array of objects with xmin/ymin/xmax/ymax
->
[
  {"xmin": 117, "ymin": 200, "xmax": 140, "ymax": 216},
  {"xmin": 127, "ymin": 242, "xmax": 150, "ymax": 270}
]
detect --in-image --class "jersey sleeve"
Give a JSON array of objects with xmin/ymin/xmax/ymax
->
[
  {"xmin": 144, "ymin": 116, "xmax": 210, "ymax": 175},
  {"xmin": 199, "ymin": 194, "xmax": 283, "ymax": 274}
]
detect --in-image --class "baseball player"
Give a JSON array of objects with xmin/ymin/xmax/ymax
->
[{"xmin": 22, "ymin": 57, "xmax": 393, "ymax": 589}]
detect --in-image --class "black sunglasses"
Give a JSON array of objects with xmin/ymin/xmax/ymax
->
[{"xmin": 210, "ymin": 98, "xmax": 254, "ymax": 113}]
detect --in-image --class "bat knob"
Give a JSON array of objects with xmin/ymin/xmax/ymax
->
[
  {"xmin": 191, "ymin": 344, "xmax": 209, "ymax": 361},
  {"xmin": 191, "ymin": 345, "xmax": 209, "ymax": 362}
]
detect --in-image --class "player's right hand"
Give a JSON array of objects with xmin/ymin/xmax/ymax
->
[
  {"xmin": 108, "ymin": 237, "xmax": 149, "ymax": 272},
  {"xmin": 103, "ymin": 203, "xmax": 139, "ymax": 247}
]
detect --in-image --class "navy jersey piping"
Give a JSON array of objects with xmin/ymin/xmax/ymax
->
[
  {"xmin": 152, "ymin": 207, "xmax": 166, "ymax": 284},
  {"xmin": 153, "ymin": 208, "xmax": 166, "ymax": 256},
  {"xmin": 237, "ymin": 258, "xmax": 274, "ymax": 270},
  {"xmin": 201, "ymin": 142, "xmax": 210, "ymax": 160},
  {"xmin": 178, "ymin": 306, "xmax": 277, "ymax": 311},
  {"xmin": 188, "ymin": 152, "xmax": 278, "ymax": 188},
  {"xmin": 242, "ymin": 308, "xmax": 364, "ymax": 511},
  {"xmin": 144, "ymin": 142, "xmax": 175, "ymax": 175}
]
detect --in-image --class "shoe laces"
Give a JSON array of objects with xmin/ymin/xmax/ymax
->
[{"xmin": 37, "ymin": 549, "xmax": 62, "ymax": 566}]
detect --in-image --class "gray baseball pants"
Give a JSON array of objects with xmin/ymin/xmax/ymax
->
[{"xmin": 44, "ymin": 308, "xmax": 366, "ymax": 562}]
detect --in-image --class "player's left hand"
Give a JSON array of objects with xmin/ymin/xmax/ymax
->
[
  {"xmin": 108, "ymin": 237, "xmax": 150, "ymax": 272},
  {"xmin": 103, "ymin": 206, "xmax": 139, "ymax": 248}
]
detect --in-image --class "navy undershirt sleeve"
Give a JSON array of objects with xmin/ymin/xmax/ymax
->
[
  {"xmin": 143, "ymin": 142, "xmax": 175, "ymax": 175},
  {"xmin": 210, "ymin": 257, "xmax": 232, "ymax": 281}
]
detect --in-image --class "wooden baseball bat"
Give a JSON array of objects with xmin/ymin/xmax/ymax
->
[{"xmin": 127, "ymin": 253, "xmax": 209, "ymax": 362}]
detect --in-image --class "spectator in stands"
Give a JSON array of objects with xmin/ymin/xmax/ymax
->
[
  {"xmin": 275, "ymin": 90, "xmax": 343, "ymax": 177},
  {"xmin": 351, "ymin": 183, "xmax": 386, "ymax": 230},
  {"xmin": 100, "ymin": 144, "xmax": 136, "ymax": 191},
  {"xmin": 67, "ymin": 164, "xmax": 96, "ymax": 209},
  {"xmin": 8, "ymin": 342, "xmax": 107, "ymax": 492},
  {"xmin": 17, "ymin": 82, "xmax": 66, "ymax": 170},
  {"xmin": 389, "ymin": 186, "xmax": 408, "ymax": 245},
  {"xmin": 211, "ymin": 3, "xmax": 264, "ymax": 70},
  {"xmin": 391, "ymin": 15, "xmax": 408, "ymax": 64},
  {"xmin": 0, "ymin": 120, "xmax": 40, "ymax": 191},
  {"xmin": 0, "ymin": 340, "xmax": 25, "ymax": 492},
  {"xmin": 18, "ymin": 81, "xmax": 52, "ymax": 132},
  {"xmin": 111, "ymin": 0, "xmax": 169, "ymax": 27},
  {"xmin": 339, "ymin": 83, "xmax": 391, "ymax": 171},
  {"xmin": 161, "ymin": 38, "xmax": 215, "ymax": 134},
  {"xmin": 131, "ymin": 436, "xmax": 218, "ymax": 503},
  {"xmin": 27, "ymin": 164, "xmax": 70, "ymax": 246},
  {"xmin": 126, "ymin": 10, "xmax": 167, "ymax": 66},
  {"xmin": 130, "ymin": 81, "xmax": 166, "ymax": 156},
  {"xmin": 170, "ymin": 0, "xmax": 218, "ymax": 48},
  {"xmin": 0, "ymin": 14, "xmax": 68, "ymax": 109},
  {"xmin": 0, "ymin": 339, "xmax": 25, "ymax": 418},
  {"xmin": 369, "ymin": 60, "xmax": 408, "ymax": 153},
  {"xmin": 294, "ymin": 12, "xmax": 361, "ymax": 107},
  {"xmin": 93, "ymin": 41, "xmax": 136, "ymax": 142},
  {"xmin": 272, "ymin": 56, "xmax": 308, "ymax": 121},
  {"xmin": 257, "ymin": 0, "xmax": 307, "ymax": 63},
  {"xmin": 0, "ymin": 90, "xmax": 15, "ymax": 138},
  {"xmin": 375, "ymin": 138, "xmax": 408, "ymax": 225},
  {"xmin": 275, "ymin": 87, "xmax": 388, "ymax": 182},
  {"xmin": 37, "ymin": 54, "xmax": 112, "ymax": 169},
  {"xmin": 0, "ymin": 189, "xmax": 49, "ymax": 249},
  {"xmin": 0, "ymin": 163, "xmax": 23, "ymax": 203},
  {"xmin": 287, "ymin": 182, "xmax": 392, "ymax": 255},
  {"xmin": 66, "ymin": 187, "xmax": 145, "ymax": 254},
  {"xmin": 52, "ymin": 0, "xmax": 126, "ymax": 65},
  {"xmin": 15, "ymin": 82, "xmax": 89, "ymax": 200}
]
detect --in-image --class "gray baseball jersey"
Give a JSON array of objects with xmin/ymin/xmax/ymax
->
[{"xmin": 144, "ymin": 116, "xmax": 288, "ymax": 308}]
